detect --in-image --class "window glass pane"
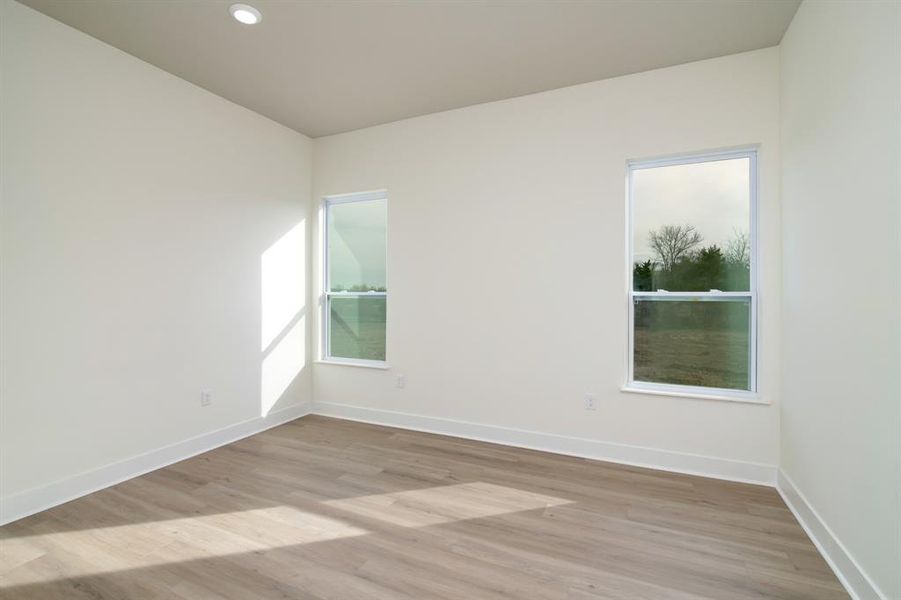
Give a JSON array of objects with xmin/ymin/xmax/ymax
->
[
  {"xmin": 328, "ymin": 199, "xmax": 386, "ymax": 292},
  {"xmin": 633, "ymin": 298, "xmax": 751, "ymax": 391},
  {"xmin": 632, "ymin": 158, "xmax": 750, "ymax": 292},
  {"xmin": 329, "ymin": 296, "xmax": 386, "ymax": 361}
]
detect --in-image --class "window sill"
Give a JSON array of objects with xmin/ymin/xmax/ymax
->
[
  {"xmin": 315, "ymin": 359, "xmax": 390, "ymax": 370},
  {"xmin": 620, "ymin": 385, "xmax": 767, "ymax": 405}
]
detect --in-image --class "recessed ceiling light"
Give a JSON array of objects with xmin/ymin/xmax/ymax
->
[{"xmin": 229, "ymin": 3, "xmax": 262, "ymax": 25}]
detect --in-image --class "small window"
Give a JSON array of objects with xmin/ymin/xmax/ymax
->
[
  {"xmin": 627, "ymin": 150, "xmax": 757, "ymax": 398},
  {"xmin": 322, "ymin": 191, "xmax": 387, "ymax": 365}
]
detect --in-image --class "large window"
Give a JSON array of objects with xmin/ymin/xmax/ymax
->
[
  {"xmin": 322, "ymin": 191, "xmax": 387, "ymax": 365},
  {"xmin": 627, "ymin": 150, "xmax": 757, "ymax": 399}
]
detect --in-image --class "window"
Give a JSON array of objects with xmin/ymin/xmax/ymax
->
[
  {"xmin": 627, "ymin": 149, "xmax": 757, "ymax": 399},
  {"xmin": 322, "ymin": 191, "xmax": 387, "ymax": 365}
]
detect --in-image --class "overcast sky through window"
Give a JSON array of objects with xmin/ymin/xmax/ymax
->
[
  {"xmin": 632, "ymin": 157, "xmax": 750, "ymax": 264},
  {"xmin": 328, "ymin": 199, "xmax": 387, "ymax": 290}
]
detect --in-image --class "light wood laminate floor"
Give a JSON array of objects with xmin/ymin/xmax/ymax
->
[{"xmin": 0, "ymin": 415, "xmax": 847, "ymax": 599}]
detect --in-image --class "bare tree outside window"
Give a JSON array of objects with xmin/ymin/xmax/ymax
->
[
  {"xmin": 647, "ymin": 224, "xmax": 703, "ymax": 271},
  {"xmin": 725, "ymin": 229, "xmax": 751, "ymax": 268}
]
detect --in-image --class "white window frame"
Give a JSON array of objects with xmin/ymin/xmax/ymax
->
[
  {"xmin": 320, "ymin": 190, "xmax": 388, "ymax": 369},
  {"xmin": 624, "ymin": 148, "xmax": 760, "ymax": 402}
]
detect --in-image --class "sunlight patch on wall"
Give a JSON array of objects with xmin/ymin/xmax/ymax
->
[
  {"xmin": 261, "ymin": 221, "xmax": 305, "ymax": 351},
  {"xmin": 260, "ymin": 220, "xmax": 306, "ymax": 416},
  {"xmin": 261, "ymin": 315, "xmax": 305, "ymax": 416}
]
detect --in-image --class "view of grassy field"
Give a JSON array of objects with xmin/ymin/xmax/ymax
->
[
  {"xmin": 633, "ymin": 300, "xmax": 750, "ymax": 390},
  {"xmin": 329, "ymin": 296, "xmax": 387, "ymax": 361}
]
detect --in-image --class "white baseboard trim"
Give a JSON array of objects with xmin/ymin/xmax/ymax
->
[
  {"xmin": 776, "ymin": 470, "xmax": 886, "ymax": 600},
  {"xmin": 0, "ymin": 401, "xmax": 313, "ymax": 526},
  {"xmin": 313, "ymin": 402, "xmax": 776, "ymax": 486}
]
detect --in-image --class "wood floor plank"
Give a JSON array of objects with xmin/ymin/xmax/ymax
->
[{"xmin": 0, "ymin": 415, "xmax": 846, "ymax": 599}]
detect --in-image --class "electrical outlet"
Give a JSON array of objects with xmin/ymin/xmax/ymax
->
[
  {"xmin": 584, "ymin": 393, "xmax": 597, "ymax": 410},
  {"xmin": 200, "ymin": 389, "xmax": 213, "ymax": 407},
  {"xmin": 396, "ymin": 375, "xmax": 406, "ymax": 389}
]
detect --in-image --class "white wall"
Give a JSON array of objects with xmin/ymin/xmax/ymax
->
[
  {"xmin": 313, "ymin": 48, "xmax": 782, "ymax": 479},
  {"xmin": 780, "ymin": 2, "xmax": 901, "ymax": 598},
  {"xmin": 0, "ymin": 0, "xmax": 313, "ymax": 510}
]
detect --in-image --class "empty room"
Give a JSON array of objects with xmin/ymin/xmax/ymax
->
[{"xmin": 1, "ymin": 0, "xmax": 899, "ymax": 598}]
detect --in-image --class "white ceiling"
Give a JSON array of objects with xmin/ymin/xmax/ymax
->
[{"xmin": 20, "ymin": 0, "xmax": 800, "ymax": 138}]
